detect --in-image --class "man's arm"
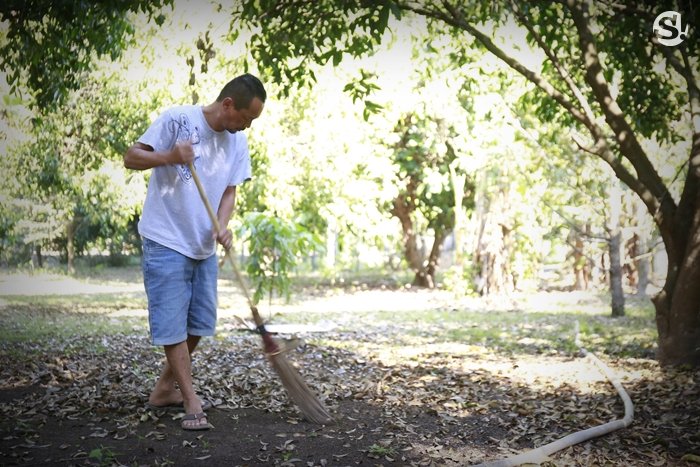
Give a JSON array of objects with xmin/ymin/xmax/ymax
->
[
  {"xmin": 124, "ymin": 141, "xmax": 194, "ymax": 170},
  {"xmin": 215, "ymin": 185, "xmax": 237, "ymax": 250}
]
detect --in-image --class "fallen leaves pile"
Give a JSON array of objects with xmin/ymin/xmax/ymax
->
[{"xmin": 0, "ymin": 311, "xmax": 699, "ymax": 466}]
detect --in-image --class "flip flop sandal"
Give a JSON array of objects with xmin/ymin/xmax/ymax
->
[{"xmin": 181, "ymin": 412, "xmax": 210, "ymax": 431}]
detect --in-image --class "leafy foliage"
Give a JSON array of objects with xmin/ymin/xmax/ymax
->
[
  {"xmin": 0, "ymin": 198, "xmax": 26, "ymax": 265},
  {"xmin": 237, "ymin": 212, "xmax": 322, "ymax": 305},
  {"xmin": 515, "ymin": 2, "xmax": 686, "ymax": 143},
  {"xmin": 233, "ymin": 0, "xmax": 401, "ymax": 98},
  {"xmin": 0, "ymin": 0, "xmax": 172, "ymax": 108},
  {"xmin": 1, "ymin": 78, "xmax": 157, "ymax": 262},
  {"xmin": 391, "ymin": 112, "xmax": 473, "ymax": 234},
  {"xmin": 343, "ymin": 69, "xmax": 384, "ymax": 120}
]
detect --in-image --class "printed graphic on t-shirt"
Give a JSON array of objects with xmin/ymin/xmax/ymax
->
[{"xmin": 167, "ymin": 113, "xmax": 201, "ymax": 183}]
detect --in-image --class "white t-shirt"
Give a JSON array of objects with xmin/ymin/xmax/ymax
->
[{"xmin": 137, "ymin": 105, "xmax": 251, "ymax": 259}]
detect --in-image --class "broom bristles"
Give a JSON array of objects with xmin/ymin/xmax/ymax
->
[{"xmin": 268, "ymin": 353, "xmax": 332, "ymax": 424}]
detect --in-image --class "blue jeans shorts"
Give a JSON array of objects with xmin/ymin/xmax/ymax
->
[{"xmin": 142, "ymin": 237, "xmax": 218, "ymax": 346}]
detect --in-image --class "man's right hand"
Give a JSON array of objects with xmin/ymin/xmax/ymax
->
[
  {"xmin": 169, "ymin": 141, "xmax": 195, "ymax": 165},
  {"xmin": 124, "ymin": 140, "xmax": 195, "ymax": 171}
]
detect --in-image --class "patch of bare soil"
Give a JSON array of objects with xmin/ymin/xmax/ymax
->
[{"xmin": 0, "ymin": 312, "xmax": 698, "ymax": 466}]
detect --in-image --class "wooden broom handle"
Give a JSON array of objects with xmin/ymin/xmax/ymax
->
[{"xmin": 187, "ymin": 163, "xmax": 265, "ymax": 328}]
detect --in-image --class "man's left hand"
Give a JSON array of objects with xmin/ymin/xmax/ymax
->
[{"xmin": 215, "ymin": 229, "xmax": 233, "ymax": 251}]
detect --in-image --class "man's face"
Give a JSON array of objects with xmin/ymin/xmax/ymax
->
[{"xmin": 223, "ymin": 97, "xmax": 264, "ymax": 134}]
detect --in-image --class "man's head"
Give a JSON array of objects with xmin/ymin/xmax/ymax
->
[{"xmin": 217, "ymin": 74, "xmax": 266, "ymax": 133}]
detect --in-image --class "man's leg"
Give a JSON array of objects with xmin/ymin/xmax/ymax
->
[
  {"xmin": 153, "ymin": 252, "xmax": 217, "ymax": 407},
  {"xmin": 148, "ymin": 335, "xmax": 201, "ymax": 406},
  {"xmin": 163, "ymin": 340, "xmax": 207, "ymax": 429},
  {"xmin": 141, "ymin": 238, "xmax": 208, "ymax": 429}
]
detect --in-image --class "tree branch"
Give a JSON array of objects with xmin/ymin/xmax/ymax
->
[
  {"xmin": 509, "ymin": 1, "xmax": 597, "ymax": 124},
  {"xmin": 653, "ymin": 39, "xmax": 700, "ymax": 99},
  {"xmin": 648, "ymin": 22, "xmax": 699, "ymax": 249},
  {"xmin": 407, "ymin": 0, "xmax": 661, "ymax": 219},
  {"xmin": 594, "ymin": 1, "xmax": 657, "ymax": 21},
  {"xmin": 543, "ymin": 198, "xmax": 609, "ymax": 243},
  {"xmin": 568, "ymin": 134, "xmax": 659, "ymax": 218},
  {"xmin": 673, "ymin": 44, "xmax": 700, "ymax": 254},
  {"xmin": 396, "ymin": 0, "xmax": 593, "ymax": 128},
  {"xmin": 565, "ymin": 0, "xmax": 676, "ymax": 223},
  {"xmin": 397, "ymin": 0, "xmax": 672, "ymax": 233}
]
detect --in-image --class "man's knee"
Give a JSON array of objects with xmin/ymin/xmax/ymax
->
[{"xmin": 186, "ymin": 334, "xmax": 202, "ymax": 352}]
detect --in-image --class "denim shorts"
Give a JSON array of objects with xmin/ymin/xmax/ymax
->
[{"xmin": 142, "ymin": 237, "xmax": 218, "ymax": 346}]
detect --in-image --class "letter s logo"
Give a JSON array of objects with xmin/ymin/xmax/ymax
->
[{"xmin": 653, "ymin": 11, "xmax": 689, "ymax": 46}]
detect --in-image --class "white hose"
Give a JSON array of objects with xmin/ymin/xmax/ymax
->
[{"xmin": 473, "ymin": 321, "xmax": 634, "ymax": 467}]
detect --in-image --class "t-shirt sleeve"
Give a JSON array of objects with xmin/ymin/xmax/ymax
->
[
  {"xmin": 138, "ymin": 110, "xmax": 178, "ymax": 152},
  {"xmin": 228, "ymin": 134, "xmax": 252, "ymax": 187}
]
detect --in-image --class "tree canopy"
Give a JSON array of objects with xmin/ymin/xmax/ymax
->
[{"xmin": 0, "ymin": 0, "xmax": 171, "ymax": 109}]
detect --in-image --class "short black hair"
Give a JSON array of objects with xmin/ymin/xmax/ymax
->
[{"xmin": 216, "ymin": 73, "xmax": 267, "ymax": 109}]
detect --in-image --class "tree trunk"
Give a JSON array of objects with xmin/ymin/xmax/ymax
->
[
  {"xmin": 653, "ymin": 259, "xmax": 700, "ymax": 367},
  {"xmin": 570, "ymin": 226, "xmax": 591, "ymax": 291},
  {"xmin": 473, "ymin": 188, "xmax": 513, "ymax": 295},
  {"xmin": 324, "ymin": 219, "xmax": 337, "ymax": 270},
  {"xmin": 609, "ymin": 232, "xmax": 625, "ymax": 317},
  {"xmin": 392, "ymin": 196, "xmax": 424, "ymax": 277},
  {"xmin": 32, "ymin": 244, "xmax": 43, "ymax": 268},
  {"xmin": 634, "ymin": 233, "xmax": 650, "ymax": 297},
  {"xmin": 450, "ymin": 163, "xmax": 466, "ymax": 265},
  {"xmin": 653, "ymin": 187, "xmax": 700, "ymax": 366},
  {"xmin": 413, "ymin": 230, "xmax": 447, "ymax": 288},
  {"xmin": 633, "ymin": 195, "xmax": 651, "ymax": 296},
  {"xmin": 66, "ymin": 218, "xmax": 76, "ymax": 274},
  {"xmin": 573, "ymin": 238, "xmax": 585, "ymax": 290},
  {"xmin": 608, "ymin": 176, "xmax": 625, "ymax": 317}
]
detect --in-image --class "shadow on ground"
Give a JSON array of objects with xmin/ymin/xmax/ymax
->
[{"xmin": 0, "ymin": 304, "xmax": 698, "ymax": 466}]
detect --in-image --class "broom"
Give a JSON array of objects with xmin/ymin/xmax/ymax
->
[{"xmin": 187, "ymin": 163, "xmax": 332, "ymax": 424}]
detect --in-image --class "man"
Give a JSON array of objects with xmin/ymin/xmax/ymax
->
[{"xmin": 124, "ymin": 73, "xmax": 266, "ymax": 430}]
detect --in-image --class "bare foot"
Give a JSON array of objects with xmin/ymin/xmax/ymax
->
[{"xmin": 148, "ymin": 389, "xmax": 183, "ymax": 407}]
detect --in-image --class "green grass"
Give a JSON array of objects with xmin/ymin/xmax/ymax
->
[
  {"xmin": 401, "ymin": 306, "xmax": 658, "ymax": 357},
  {"xmin": 285, "ymin": 266, "xmax": 415, "ymax": 290},
  {"xmin": 0, "ymin": 266, "xmax": 659, "ymax": 361},
  {"xmin": 3, "ymin": 291, "xmax": 146, "ymax": 309},
  {"xmin": 277, "ymin": 296, "xmax": 657, "ymax": 359},
  {"xmin": 368, "ymin": 443, "xmax": 397, "ymax": 457},
  {"xmin": 7, "ymin": 257, "xmax": 143, "ymax": 282},
  {"xmin": 0, "ymin": 305, "xmax": 147, "ymax": 345}
]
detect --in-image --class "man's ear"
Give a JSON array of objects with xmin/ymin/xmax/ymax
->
[{"xmin": 222, "ymin": 96, "xmax": 235, "ymax": 109}]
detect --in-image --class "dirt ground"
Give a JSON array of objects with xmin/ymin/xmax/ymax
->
[
  {"xmin": 0, "ymin": 388, "xmax": 444, "ymax": 466},
  {"xmin": 0, "ymin": 392, "xmax": 507, "ymax": 466},
  {"xmin": 0, "ymin": 330, "xmax": 510, "ymax": 467},
  {"xmin": 2, "ymin": 327, "xmax": 699, "ymax": 467},
  {"xmin": 0, "ymin": 273, "xmax": 698, "ymax": 466}
]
